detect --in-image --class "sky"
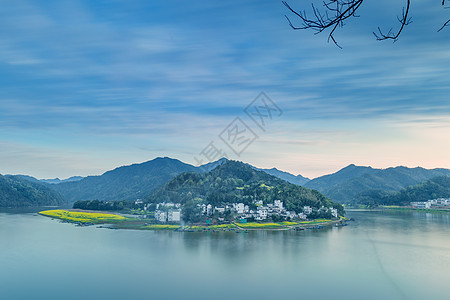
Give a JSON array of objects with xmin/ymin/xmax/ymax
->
[{"xmin": 1, "ymin": 0, "xmax": 450, "ymax": 179}]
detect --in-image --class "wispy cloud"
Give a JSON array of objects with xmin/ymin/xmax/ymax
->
[{"xmin": 1, "ymin": 0, "xmax": 450, "ymax": 178}]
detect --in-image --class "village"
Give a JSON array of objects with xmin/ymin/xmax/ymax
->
[
  {"xmin": 149, "ymin": 200, "xmax": 339, "ymax": 224},
  {"xmin": 410, "ymin": 198, "xmax": 450, "ymax": 209}
]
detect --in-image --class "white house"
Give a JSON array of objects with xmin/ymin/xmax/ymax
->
[
  {"xmin": 298, "ymin": 213, "xmax": 307, "ymax": 220},
  {"xmin": 206, "ymin": 204, "xmax": 213, "ymax": 216},
  {"xmin": 411, "ymin": 202, "xmax": 431, "ymax": 209},
  {"xmin": 215, "ymin": 207, "xmax": 225, "ymax": 214},
  {"xmin": 303, "ymin": 206, "xmax": 313, "ymax": 215},
  {"xmin": 154, "ymin": 210, "xmax": 167, "ymax": 223},
  {"xmin": 257, "ymin": 207, "xmax": 268, "ymax": 220},
  {"xmin": 285, "ymin": 211, "xmax": 296, "ymax": 219},
  {"xmin": 235, "ymin": 203, "xmax": 245, "ymax": 214},
  {"xmin": 434, "ymin": 198, "xmax": 450, "ymax": 206},
  {"xmin": 274, "ymin": 200, "xmax": 283, "ymax": 210},
  {"xmin": 330, "ymin": 208, "xmax": 338, "ymax": 218},
  {"xmin": 168, "ymin": 209, "xmax": 181, "ymax": 223},
  {"xmin": 429, "ymin": 199, "xmax": 438, "ymax": 205}
]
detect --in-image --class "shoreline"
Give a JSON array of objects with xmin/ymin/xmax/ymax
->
[
  {"xmin": 347, "ymin": 207, "xmax": 450, "ymax": 214},
  {"xmin": 38, "ymin": 209, "xmax": 348, "ymax": 232}
]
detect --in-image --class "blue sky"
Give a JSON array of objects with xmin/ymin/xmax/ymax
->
[{"xmin": 1, "ymin": 0, "xmax": 450, "ymax": 179}]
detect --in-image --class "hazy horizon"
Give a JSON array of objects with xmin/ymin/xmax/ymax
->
[{"xmin": 5, "ymin": 156, "xmax": 449, "ymax": 182}]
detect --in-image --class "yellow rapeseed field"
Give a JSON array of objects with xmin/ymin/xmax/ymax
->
[
  {"xmin": 144, "ymin": 224, "xmax": 180, "ymax": 230},
  {"xmin": 281, "ymin": 221, "xmax": 298, "ymax": 226},
  {"xmin": 236, "ymin": 222, "xmax": 284, "ymax": 228},
  {"xmin": 39, "ymin": 209, "xmax": 129, "ymax": 224}
]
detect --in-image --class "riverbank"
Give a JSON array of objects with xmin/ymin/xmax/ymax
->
[
  {"xmin": 347, "ymin": 206, "xmax": 450, "ymax": 214},
  {"xmin": 380, "ymin": 206, "xmax": 450, "ymax": 214},
  {"xmin": 38, "ymin": 209, "xmax": 347, "ymax": 231}
]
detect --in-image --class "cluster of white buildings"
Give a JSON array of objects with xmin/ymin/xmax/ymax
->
[
  {"xmin": 411, "ymin": 198, "xmax": 450, "ymax": 209},
  {"xmin": 202, "ymin": 200, "xmax": 338, "ymax": 221},
  {"xmin": 153, "ymin": 202, "xmax": 181, "ymax": 223},
  {"xmin": 243, "ymin": 201, "xmax": 307, "ymax": 221},
  {"xmin": 150, "ymin": 200, "xmax": 339, "ymax": 223}
]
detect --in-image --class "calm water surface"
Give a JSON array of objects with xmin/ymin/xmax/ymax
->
[{"xmin": 1, "ymin": 209, "xmax": 450, "ymax": 300}]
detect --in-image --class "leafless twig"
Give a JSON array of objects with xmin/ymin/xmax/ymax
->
[
  {"xmin": 282, "ymin": 0, "xmax": 364, "ymax": 48},
  {"xmin": 283, "ymin": 0, "xmax": 450, "ymax": 47},
  {"xmin": 373, "ymin": 0, "xmax": 411, "ymax": 41}
]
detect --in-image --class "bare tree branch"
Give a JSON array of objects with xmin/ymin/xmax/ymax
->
[
  {"xmin": 373, "ymin": 0, "xmax": 411, "ymax": 41},
  {"xmin": 283, "ymin": 0, "xmax": 450, "ymax": 47},
  {"xmin": 439, "ymin": 0, "xmax": 450, "ymax": 31},
  {"xmin": 437, "ymin": 19, "xmax": 450, "ymax": 32},
  {"xmin": 282, "ymin": 0, "xmax": 364, "ymax": 48}
]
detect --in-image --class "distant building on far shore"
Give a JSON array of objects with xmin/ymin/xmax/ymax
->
[{"xmin": 410, "ymin": 202, "xmax": 431, "ymax": 209}]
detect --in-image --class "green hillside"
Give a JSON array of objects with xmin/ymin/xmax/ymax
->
[
  {"xmin": 0, "ymin": 174, "xmax": 66, "ymax": 208},
  {"xmin": 147, "ymin": 160, "xmax": 344, "ymax": 216},
  {"xmin": 379, "ymin": 176, "xmax": 450, "ymax": 206},
  {"xmin": 305, "ymin": 165, "xmax": 450, "ymax": 205}
]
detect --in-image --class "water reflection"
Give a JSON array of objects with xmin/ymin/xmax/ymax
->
[{"xmin": 1, "ymin": 209, "xmax": 450, "ymax": 300}]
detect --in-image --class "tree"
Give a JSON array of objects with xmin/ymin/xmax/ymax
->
[
  {"xmin": 283, "ymin": 0, "xmax": 449, "ymax": 48},
  {"xmin": 182, "ymin": 199, "xmax": 203, "ymax": 223}
]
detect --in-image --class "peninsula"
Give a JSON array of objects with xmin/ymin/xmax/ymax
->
[{"xmin": 38, "ymin": 209, "xmax": 348, "ymax": 231}]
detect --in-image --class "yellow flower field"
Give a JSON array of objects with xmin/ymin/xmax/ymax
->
[
  {"xmin": 210, "ymin": 224, "xmax": 238, "ymax": 229},
  {"xmin": 236, "ymin": 222, "xmax": 284, "ymax": 228},
  {"xmin": 39, "ymin": 209, "xmax": 130, "ymax": 224},
  {"xmin": 281, "ymin": 221, "xmax": 298, "ymax": 226},
  {"xmin": 144, "ymin": 224, "xmax": 181, "ymax": 230},
  {"xmin": 299, "ymin": 219, "xmax": 332, "ymax": 224}
]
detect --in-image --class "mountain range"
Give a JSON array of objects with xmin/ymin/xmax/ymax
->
[
  {"xmin": 13, "ymin": 175, "xmax": 84, "ymax": 185},
  {"xmin": 49, "ymin": 157, "xmax": 199, "ymax": 203},
  {"xmin": 1, "ymin": 157, "xmax": 450, "ymax": 208},
  {"xmin": 252, "ymin": 166, "xmax": 310, "ymax": 185},
  {"xmin": 304, "ymin": 164, "xmax": 450, "ymax": 205},
  {"xmin": 39, "ymin": 157, "xmax": 311, "ymax": 204}
]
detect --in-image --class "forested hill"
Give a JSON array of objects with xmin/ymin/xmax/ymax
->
[
  {"xmin": 50, "ymin": 157, "xmax": 199, "ymax": 203},
  {"xmin": 376, "ymin": 176, "xmax": 450, "ymax": 206},
  {"xmin": 147, "ymin": 160, "xmax": 344, "ymax": 216},
  {"xmin": 305, "ymin": 164, "xmax": 450, "ymax": 205},
  {"xmin": 0, "ymin": 174, "xmax": 66, "ymax": 207},
  {"xmin": 46, "ymin": 157, "xmax": 313, "ymax": 204}
]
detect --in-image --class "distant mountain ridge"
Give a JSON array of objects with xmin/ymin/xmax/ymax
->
[
  {"xmin": 198, "ymin": 157, "xmax": 228, "ymax": 172},
  {"xmin": 6, "ymin": 157, "xmax": 450, "ymax": 207},
  {"xmin": 43, "ymin": 157, "xmax": 312, "ymax": 204},
  {"xmin": 41, "ymin": 176, "xmax": 84, "ymax": 184},
  {"xmin": 12, "ymin": 175, "xmax": 84, "ymax": 185},
  {"xmin": 305, "ymin": 164, "xmax": 450, "ymax": 205},
  {"xmin": 0, "ymin": 174, "xmax": 66, "ymax": 208},
  {"xmin": 49, "ymin": 157, "xmax": 199, "ymax": 203},
  {"xmin": 305, "ymin": 164, "xmax": 373, "ymax": 191},
  {"xmin": 257, "ymin": 167, "xmax": 310, "ymax": 185}
]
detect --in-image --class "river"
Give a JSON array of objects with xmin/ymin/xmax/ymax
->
[{"xmin": 1, "ymin": 209, "xmax": 449, "ymax": 300}]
